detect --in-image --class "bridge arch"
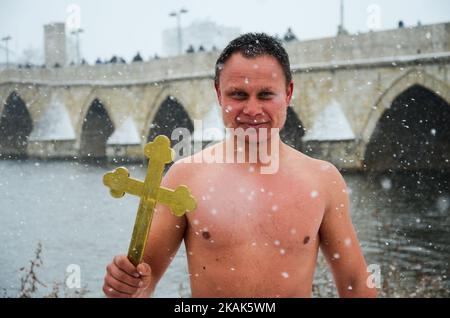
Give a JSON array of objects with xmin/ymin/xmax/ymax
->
[
  {"xmin": 143, "ymin": 85, "xmax": 193, "ymax": 143},
  {"xmin": 146, "ymin": 94, "xmax": 194, "ymax": 146},
  {"xmin": 362, "ymin": 70, "xmax": 450, "ymax": 171},
  {"xmin": 280, "ymin": 106, "xmax": 305, "ymax": 151},
  {"xmin": 362, "ymin": 69, "xmax": 450, "ymax": 144},
  {"xmin": 79, "ymin": 98, "xmax": 115, "ymax": 159},
  {"xmin": 0, "ymin": 92, "xmax": 33, "ymax": 158}
]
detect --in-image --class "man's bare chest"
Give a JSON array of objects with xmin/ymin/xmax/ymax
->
[{"xmin": 185, "ymin": 170, "xmax": 326, "ymax": 250}]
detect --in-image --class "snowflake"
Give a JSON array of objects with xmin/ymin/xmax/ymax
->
[{"xmin": 344, "ymin": 238, "xmax": 351, "ymax": 246}]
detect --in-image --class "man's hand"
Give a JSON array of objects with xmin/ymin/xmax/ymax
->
[{"xmin": 103, "ymin": 255, "xmax": 153, "ymax": 298}]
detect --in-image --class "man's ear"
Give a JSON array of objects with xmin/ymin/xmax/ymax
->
[
  {"xmin": 214, "ymin": 82, "xmax": 222, "ymax": 104},
  {"xmin": 286, "ymin": 80, "xmax": 294, "ymax": 105}
]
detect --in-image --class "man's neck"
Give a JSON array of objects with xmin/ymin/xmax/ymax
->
[{"xmin": 224, "ymin": 132, "xmax": 283, "ymax": 167}]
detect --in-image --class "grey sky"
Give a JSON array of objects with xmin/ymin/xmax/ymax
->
[{"xmin": 1, "ymin": 0, "xmax": 449, "ymax": 64}]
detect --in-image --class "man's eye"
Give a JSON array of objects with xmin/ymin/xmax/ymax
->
[
  {"xmin": 259, "ymin": 92, "xmax": 274, "ymax": 99},
  {"xmin": 231, "ymin": 92, "xmax": 247, "ymax": 99}
]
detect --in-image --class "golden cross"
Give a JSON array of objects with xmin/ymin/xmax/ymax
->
[{"xmin": 103, "ymin": 135, "xmax": 196, "ymax": 266}]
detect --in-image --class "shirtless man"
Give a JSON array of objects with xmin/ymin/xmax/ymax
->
[{"xmin": 103, "ymin": 33, "xmax": 377, "ymax": 298}]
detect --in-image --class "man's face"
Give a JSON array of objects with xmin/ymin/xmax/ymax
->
[{"xmin": 215, "ymin": 52, "xmax": 294, "ymax": 142}]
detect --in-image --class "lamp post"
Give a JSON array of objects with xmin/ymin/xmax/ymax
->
[
  {"xmin": 169, "ymin": 8, "xmax": 188, "ymax": 55},
  {"xmin": 338, "ymin": 0, "xmax": 347, "ymax": 35},
  {"xmin": 1, "ymin": 35, "xmax": 12, "ymax": 68},
  {"xmin": 71, "ymin": 28, "xmax": 83, "ymax": 64}
]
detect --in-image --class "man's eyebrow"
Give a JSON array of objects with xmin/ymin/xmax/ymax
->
[
  {"xmin": 225, "ymin": 86, "xmax": 246, "ymax": 92},
  {"xmin": 258, "ymin": 87, "xmax": 276, "ymax": 92}
]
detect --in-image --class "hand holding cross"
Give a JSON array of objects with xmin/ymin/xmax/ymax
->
[{"xmin": 103, "ymin": 135, "xmax": 196, "ymax": 266}]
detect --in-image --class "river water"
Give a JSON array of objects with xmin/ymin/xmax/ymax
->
[{"xmin": 0, "ymin": 159, "xmax": 448, "ymax": 297}]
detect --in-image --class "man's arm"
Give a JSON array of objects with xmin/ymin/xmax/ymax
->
[
  {"xmin": 319, "ymin": 164, "xmax": 377, "ymax": 297},
  {"xmin": 140, "ymin": 161, "xmax": 191, "ymax": 295},
  {"xmin": 103, "ymin": 161, "xmax": 190, "ymax": 298}
]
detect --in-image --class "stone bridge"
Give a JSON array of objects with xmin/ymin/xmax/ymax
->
[{"xmin": 1, "ymin": 22, "xmax": 449, "ymax": 172}]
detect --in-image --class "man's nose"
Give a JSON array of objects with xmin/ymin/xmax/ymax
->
[{"xmin": 243, "ymin": 99, "xmax": 263, "ymax": 116}]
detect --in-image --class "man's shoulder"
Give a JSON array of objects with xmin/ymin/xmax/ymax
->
[
  {"xmin": 164, "ymin": 146, "xmax": 215, "ymax": 184},
  {"xmin": 285, "ymin": 146, "xmax": 344, "ymax": 189},
  {"xmin": 284, "ymin": 145, "xmax": 337, "ymax": 173}
]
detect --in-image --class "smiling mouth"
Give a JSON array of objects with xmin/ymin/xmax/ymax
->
[{"xmin": 238, "ymin": 122, "xmax": 270, "ymax": 128}]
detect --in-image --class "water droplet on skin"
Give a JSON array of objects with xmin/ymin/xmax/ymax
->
[{"xmin": 281, "ymin": 272, "xmax": 289, "ymax": 278}]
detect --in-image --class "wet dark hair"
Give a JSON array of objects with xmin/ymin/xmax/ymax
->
[{"xmin": 214, "ymin": 32, "xmax": 292, "ymax": 87}]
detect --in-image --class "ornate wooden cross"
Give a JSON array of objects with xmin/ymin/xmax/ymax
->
[{"xmin": 103, "ymin": 135, "xmax": 196, "ymax": 266}]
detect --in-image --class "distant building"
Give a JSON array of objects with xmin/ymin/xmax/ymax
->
[
  {"xmin": 44, "ymin": 23, "xmax": 67, "ymax": 67},
  {"xmin": 162, "ymin": 20, "xmax": 240, "ymax": 57}
]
